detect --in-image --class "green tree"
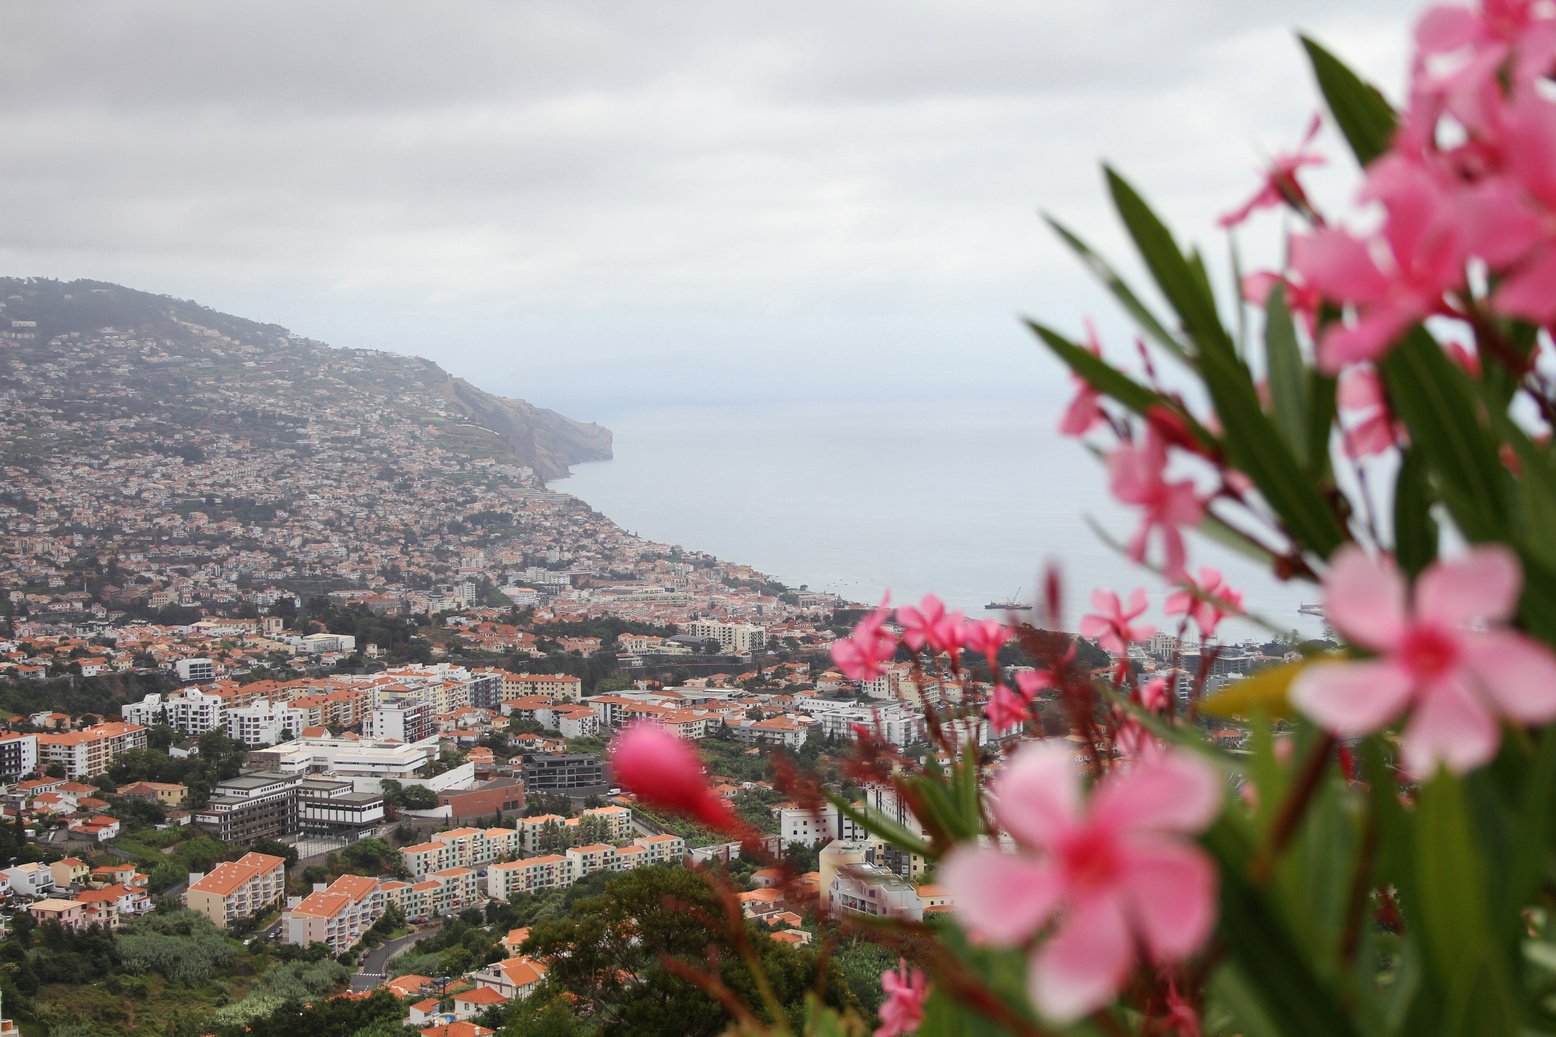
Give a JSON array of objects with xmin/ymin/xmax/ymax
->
[{"xmin": 525, "ymin": 865, "xmax": 856, "ymax": 1036}]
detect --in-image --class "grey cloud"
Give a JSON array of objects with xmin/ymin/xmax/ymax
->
[{"xmin": 1, "ymin": 0, "xmax": 1422, "ymax": 411}]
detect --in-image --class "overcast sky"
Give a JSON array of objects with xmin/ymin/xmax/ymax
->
[{"xmin": 2, "ymin": 1, "xmax": 1422, "ymax": 419}]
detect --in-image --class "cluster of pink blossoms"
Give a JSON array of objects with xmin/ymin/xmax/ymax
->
[
  {"xmin": 941, "ymin": 742, "xmax": 1222, "ymax": 1023},
  {"xmin": 1236, "ymin": 0, "xmax": 1556, "ymax": 371},
  {"xmin": 830, "ymin": 594, "xmax": 1041, "ymax": 730},
  {"xmin": 1292, "ymin": 544, "xmax": 1556, "ymax": 774}
]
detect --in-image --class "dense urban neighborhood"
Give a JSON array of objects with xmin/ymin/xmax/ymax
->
[{"xmin": 0, "ymin": 281, "xmax": 1301, "ymax": 1037}]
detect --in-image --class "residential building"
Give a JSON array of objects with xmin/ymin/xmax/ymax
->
[
  {"xmin": 283, "ymin": 874, "xmax": 384, "ymax": 954},
  {"xmin": 36, "ymin": 722, "xmax": 147, "ymax": 779},
  {"xmin": 116, "ymin": 781, "xmax": 189, "ymax": 807},
  {"xmin": 226, "ymin": 700, "xmax": 306, "ymax": 747},
  {"xmin": 497, "ymin": 673, "xmax": 582, "ymax": 703},
  {"xmin": 185, "ymin": 851, "xmax": 288, "ymax": 929},
  {"xmin": 471, "ymin": 956, "xmax": 548, "ymax": 1001},
  {"xmin": 486, "ymin": 855, "xmax": 569, "ymax": 899},
  {"xmin": 366, "ymin": 701, "xmax": 433, "ymax": 743},
  {"xmin": 29, "ymin": 897, "xmax": 112, "ymax": 931},
  {"xmin": 3, "ymin": 862, "xmax": 55, "ymax": 897},
  {"xmin": 175, "ymin": 658, "xmax": 215, "ymax": 682},
  {"xmin": 687, "ymin": 620, "xmax": 767, "ymax": 655},
  {"xmin": 778, "ymin": 803, "xmax": 841, "ymax": 847},
  {"xmin": 827, "ymin": 861, "xmax": 922, "ymax": 921},
  {"xmin": 0, "ymin": 734, "xmax": 38, "ymax": 781},
  {"xmin": 520, "ymin": 753, "xmax": 606, "ymax": 794},
  {"xmin": 564, "ymin": 843, "xmax": 614, "ymax": 881},
  {"xmin": 631, "ymin": 833, "xmax": 687, "ymax": 866},
  {"xmin": 47, "ymin": 857, "xmax": 90, "ymax": 890}
]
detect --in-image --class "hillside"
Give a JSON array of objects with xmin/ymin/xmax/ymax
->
[{"xmin": 0, "ymin": 277, "xmax": 610, "ymax": 481}]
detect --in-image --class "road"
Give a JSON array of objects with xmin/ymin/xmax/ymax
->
[{"xmin": 349, "ymin": 924, "xmax": 442, "ymax": 992}]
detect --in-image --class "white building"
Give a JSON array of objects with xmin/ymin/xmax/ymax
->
[
  {"xmin": 226, "ymin": 701, "xmax": 307, "ymax": 747},
  {"xmin": 686, "ymin": 620, "xmax": 766, "ymax": 655},
  {"xmin": 123, "ymin": 689, "xmax": 226, "ymax": 735},
  {"xmin": 0, "ymin": 733, "xmax": 39, "ymax": 780},
  {"xmin": 366, "ymin": 701, "xmax": 432, "ymax": 743},
  {"xmin": 778, "ymin": 803, "xmax": 842, "ymax": 847},
  {"xmin": 298, "ymin": 633, "xmax": 356, "ymax": 655},
  {"xmin": 174, "ymin": 658, "xmax": 215, "ymax": 682}
]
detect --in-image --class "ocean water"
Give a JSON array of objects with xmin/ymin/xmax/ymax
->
[{"xmin": 552, "ymin": 397, "xmax": 1323, "ymax": 644}]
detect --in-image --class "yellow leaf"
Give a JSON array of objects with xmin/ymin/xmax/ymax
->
[{"xmin": 1199, "ymin": 657, "xmax": 1327, "ymax": 719}]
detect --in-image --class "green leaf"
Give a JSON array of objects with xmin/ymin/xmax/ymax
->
[
  {"xmin": 1026, "ymin": 319, "xmax": 1217, "ymax": 449},
  {"xmin": 1200, "ymin": 341, "xmax": 1348, "ymax": 554},
  {"xmin": 1026, "ymin": 319, "xmax": 1163, "ymax": 415},
  {"xmin": 1415, "ymin": 773, "xmax": 1489, "ymax": 977},
  {"xmin": 821, "ymin": 789, "xmax": 933, "ymax": 858},
  {"xmin": 1391, "ymin": 448, "xmax": 1439, "ymax": 576},
  {"xmin": 1499, "ymin": 723, "xmax": 1556, "ymax": 920},
  {"xmin": 1044, "ymin": 215, "xmax": 1189, "ymax": 363},
  {"xmin": 1301, "ymin": 36, "xmax": 1398, "ymax": 167},
  {"xmin": 1198, "ymin": 511, "xmax": 1282, "ymax": 567},
  {"xmin": 1305, "ymin": 368, "xmax": 1338, "ymax": 481},
  {"xmin": 1484, "ymin": 406, "xmax": 1556, "ymax": 578},
  {"xmin": 1379, "ymin": 328, "xmax": 1508, "ymax": 541},
  {"xmin": 1205, "ymin": 820, "xmax": 1362, "ymax": 1037},
  {"xmin": 1263, "ymin": 284, "xmax": 1310, "ymax": 463},
  {"xmin": 1208, "ymin": 964, "xmax": 1291, "ymax": 1037},
  {"xmin": 1414, "ymin": 771, "xmax": 1516, "ymax": 1030},
  {"xmin": 1104, "ymin": 167, "xmax": 1236, "ymax": 359}
]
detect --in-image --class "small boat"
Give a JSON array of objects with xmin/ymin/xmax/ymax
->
[{"xmin": 985, "ymin": 593, "xmax": 1030, "ymax": 611}]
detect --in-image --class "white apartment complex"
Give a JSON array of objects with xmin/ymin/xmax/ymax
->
[{"xmin": 687, "ymin": 620, "xmax": 766, "ymax": 655}]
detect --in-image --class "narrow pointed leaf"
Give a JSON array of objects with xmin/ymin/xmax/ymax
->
[
  {"xmin": 1044, "ymin": 215, "xmax": 1190, "ymax": 363},
  {"xmin": 1301, "ymin": 36, "xmax": 1398, "ymax": 167},
  {"xmin": 1263, "ymin": 284, "xmax": 1310, "ymax": 463},
  {"xmin": 1104, "ymin": 167, "xmax": 1236, "ymax": 359}
]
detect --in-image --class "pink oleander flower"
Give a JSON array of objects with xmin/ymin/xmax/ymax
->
[
  {"xmin": 1293, "ymin": 160, "xmax": 1466, "ymax": 371},
  {"xmin": 985, "ymin": 682, "xmax": 1030, "ymax": 731},
  {"xmin": 1058, "ymin": 321, "xmax": 1106, "ymax": 437},
  {"xmin": 1243, "ymin": 270, "xmax": 1321, "ymax": 337},
  {"xmin": 1107, "ymin": 433, "xmax": 1203, "ymax": 576},
  {"xmin": 940, "ymin": 742, "xmax": 1222, "ymax": 1023},
  {"xmin": 1164, "ymin": 568, "xmax": 1243, "ymax": 639},
  {"xmin": 1117, "ymin": 678, "xmax": 1172, "ymax": 758},
  {"xmin": 832, "ymin": 596, "xmax": 897, "ymax": 681},
  {"xmin": 1413, "ymin": 0, "xmax": 1556, "ymax": 134},
  {"xmin": 1016, "ymin": 667, "xmax": 1055, "ymax": 698},
  {"xmin": 1290, "ymin": 544, "xmax": 1556, "ymax": 775},
  {"xmin": 1219, "ymin": 113, "xmax": 1326, "ymax": 227},
  {"xmin": 963, "ymin": 617, "xmax": 1011, "ymax": 665},
  {"xmin": 1140, "ymin": 676, "xmax": 1171, "ymax": 713},
  {"xmin": 1337, "ymin": 367, "xmax": 1405, "ymax": 458},
  {"xmin": 897, "ymin": 594, "xmax": 965, "ymax": 657},
  {"xmin": 875, "ymin": 958, "xmax": 928, "ymax": 1037},
  {"xmin": 1080, "ymin": 589, "xmax": 1156, "ymax": 655},
  {"xmin": 611, "ymin": 723, "xmax": 740, "ymax": 831},
  {"xmin": 1488, "ymin": 88, "xmax": 1556, "ymax": 323}
]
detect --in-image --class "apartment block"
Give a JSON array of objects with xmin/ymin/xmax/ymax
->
[
  {"xmin": 36, "ymin": 722, "xmax": 147, "ymax": 779},
  {"xmin": 687, "ymin": 620, "xmax": 766, "ymax": 655},
  {"xmin": 283, "ymin": 874, "xmax": 385, "ymax": 955},
  {"xmin": 631, "ymin": 834, "xmax": 687, "ymax": 866},
  {"xmin": 0, "ymin": 734, "xmax": 38, "ymax": 781},
  {"xmin": 184, "ymin": 852, "xmax": 287, "ymax": 929},
  {"xmin": 486, "ymin": 855, "xmax": 570, "ymax": 899}
]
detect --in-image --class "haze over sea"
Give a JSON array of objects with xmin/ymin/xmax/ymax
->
[{"xmin": 553, "ymin": 397, "xmax": 1323, "ymax": 644}]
